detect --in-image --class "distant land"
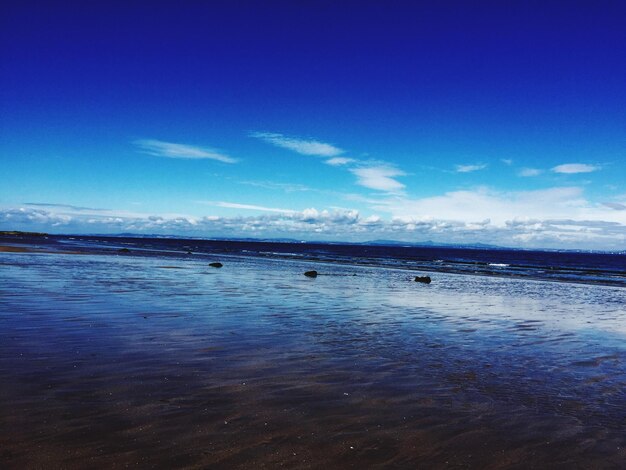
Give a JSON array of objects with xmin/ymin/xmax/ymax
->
[
  {"xmin": 0, "ymin": 230, "xmax": 505, "ymax": 250},
  {"xmin": 0, "ymin": 231, "xmax": 49, "ymax": 237}
]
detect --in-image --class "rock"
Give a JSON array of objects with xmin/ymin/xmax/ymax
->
[
  {"xmin": 414, "ymin": 275, "xmax": 431, "ymax": 284},
  {"xmin": 186, "ymin": 250, "xmax": 193, "ymax": 255},
  {"xmin": 209, "ymin": 262, "xmax": 223, "ymax": 268},
  {"xmin": 304, "ymin": 270, "xmax": 318, "ymax": 278},
  {"xmin": 118, "ymin": 248, "xmax": 131, "ymax": 253}
]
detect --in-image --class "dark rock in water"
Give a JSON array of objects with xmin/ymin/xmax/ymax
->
[
  {"xmin": 118, "ymin": 248, "xmax": 131, "ymax": 253},
  {"xmin": 209, "ymin": 262, "xmax": 223, "ymax": 268},
  {"xmin": 414, "ymin": 276, "xmax": 432, "ymax": 284},
  {"xmin": 304, "ymin": 270, "xmax": 318, "ymax": 278},
  {"xmin": 186, "ymin": 250, "xmax": 193, "ymax": 255}
]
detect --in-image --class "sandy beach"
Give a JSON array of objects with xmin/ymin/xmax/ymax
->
[{"xmin": 1, "ymin": 244, "xmax": 625, "ymax": 469}]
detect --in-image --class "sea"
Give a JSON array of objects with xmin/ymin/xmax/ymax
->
[
  {"xmin": 1, "ymin": 233, "xmax": 625, "ymax": 468},
  {"xmin": 10, "ymin": 233, "xmax": 626, "ymax": 286}
]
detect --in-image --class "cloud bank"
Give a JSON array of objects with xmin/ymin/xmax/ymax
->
[
  {"xmin": 3, "ymin": 194, "xmax": 625, "ymax": 251},
  {"xmin": 368, "ymin": 187, "xmax": 626, "ymax": 226}
]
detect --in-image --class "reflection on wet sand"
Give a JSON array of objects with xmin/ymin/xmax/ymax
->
[{"xmin": 1, "ymin": 251, "xmax": 625, "ymax": 468}]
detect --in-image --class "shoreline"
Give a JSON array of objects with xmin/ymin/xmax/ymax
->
[{"xmin": 2, "ymin": 241, "xmax": 624, "ymax": 289}]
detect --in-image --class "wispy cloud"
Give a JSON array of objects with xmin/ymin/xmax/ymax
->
[
  {"xmin": 134, "ymin": 139, "xmax": 237, "ymax": 163},
  {"xmin": 25, "ymin": 202, "xmax": 107, "ymax": 211},
  {"xmin": 455, "ymin": 163, "xmax": 487, "ymax": 173},
  {"xmin": 552, "ymin": 163, "xmax": 599, "ymax": 174},
  {"xmin": 501, "ymin": 159, "xmax": 513, "ymax": 166},
  {"xmin": 350, "ymin": 165, "xmax": 405, "ymax": 192},
  {"xmin": 239, "ymin": 180, "xmax": 312, "ymax": 193},
  {"xmin": 518, "ymin": 168, "xmax": 543, "ymax": 177},
  {"xmin": 325, "ymin": 157, "xmax": 355, "ymax": 166},
  {"xmin": 21, "ymin": 202, "xmax": 182, "ymax": 220},
  {"xmin": 250, "ymin": 132, "xmax": 343, "ymax": 157},
  {"xmin": 203, "ymin": 201, "xmax": 296, "ymax": 214}
]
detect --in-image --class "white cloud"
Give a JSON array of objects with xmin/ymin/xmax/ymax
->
[
  {"xmin": 250, "ymin": 132, "xmax": 343, "ymax": 157},
  {"xmin": 325, "ymin": 157, "xmax": 355, "ymax": 166},
  {"xmin": 501, "ymin": 159, "xmax": 513, "ymax": 165},
  {"xmin": 370, "ymin": 186, "xmax": 600, "ymax": 225},
  {"xmin": 518, "ymin": 168, "xmax": 543, "ymax": 177},
  {"xmin": 0, "ymin": 207, "xmax": 73, "ymax": 227},
  {"xmin": 552, "ymin": 163, "xmax": 599, "ymax": 174},
  {"xmin": 134, "ymin": 139, "xmax": 237, "ymax": 163},
  {"xmin": 350, "ymin": 166, "xmax": 405, "ymax": 192},
  {"xmin": 455, "ymin": 163, "xmax": 487, "ymax": 173}
]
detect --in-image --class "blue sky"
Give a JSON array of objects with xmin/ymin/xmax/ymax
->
[{"xmin": 1, "ymin": 1, "xmax": 625, "ymax": 249}]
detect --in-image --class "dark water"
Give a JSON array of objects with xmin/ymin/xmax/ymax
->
[
  {"xmin": 1, "ymin": 238, "xmax": 626, "ymax": 468},
  {"xmin": 11, "ymin": 234, "xmax": 626, "ymax": 286}
]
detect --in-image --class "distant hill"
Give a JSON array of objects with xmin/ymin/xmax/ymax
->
[
  {"xmin": 60, "ymin": 232, "xmax": 510, "ymax": 249},
  {"xmin": 100, "ymin": 234, "xmax": 507, "ymax": 250},
  {"xmin": 362, "ymin": 239, "xmax": 506, "ymax": 250}
]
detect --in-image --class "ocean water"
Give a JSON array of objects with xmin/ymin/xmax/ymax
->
[
  {"xmin": 6, "ymin": 234, "xmax": 626, "ymax": 286},
  {"xmin": 1, "ymin": 240, "xmax": 626, "ymax": 468}
]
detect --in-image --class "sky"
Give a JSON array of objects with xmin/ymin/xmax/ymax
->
[{"xmin": 1, "ymin": 1, "xmax": 625, "ymax": 250}]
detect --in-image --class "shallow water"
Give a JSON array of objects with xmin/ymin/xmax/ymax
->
[{"xmin": 1, "ymin": 251, "xmax": 625, "ymax": 468}]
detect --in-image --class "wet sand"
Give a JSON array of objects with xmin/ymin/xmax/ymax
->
[
  {"xmin": 1, "ymin": 249, "xmax": 625, "ymax": 468},
  {"xmin": 0, "ymin": 245, "xmax": 32, "ymax": 253},
  {"xmin": 0, "ymin": 245, "xmax": 84, "ymax": 255}
]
